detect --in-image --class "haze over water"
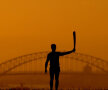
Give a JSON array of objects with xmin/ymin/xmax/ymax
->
[{"xmin": 0, "ymin": 0, "xmax": 108, "ymax": 62}]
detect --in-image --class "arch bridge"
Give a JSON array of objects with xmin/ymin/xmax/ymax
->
[{"xmin": 0, "ymin": 51, "xmax": 108, "ymax": 75}]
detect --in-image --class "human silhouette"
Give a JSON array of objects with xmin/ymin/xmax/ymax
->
[{"xmin": 45, "ymin": 44, "xmax": 75, "ymax": 90}]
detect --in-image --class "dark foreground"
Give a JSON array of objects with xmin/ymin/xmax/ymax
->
[
  {"xmin": 1, "ymin": 72, "xmax": 108, "ymax": 89},
  {"xmin": 0, "ymin": 88, "xmax": 108, "ymax": 90}
]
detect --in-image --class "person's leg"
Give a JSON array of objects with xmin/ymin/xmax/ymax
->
[
  {"xmin": 50, "ymin": 70, "xmax": 54, "ymax": 90},
  {"xmin": 55, "ymin": 71, "xmax": 60, "ymax": 90}
]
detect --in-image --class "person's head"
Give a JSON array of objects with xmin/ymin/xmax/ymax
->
[{"xmin": 51, "ymin": 44, "xmax": 56, "ymax": 52}]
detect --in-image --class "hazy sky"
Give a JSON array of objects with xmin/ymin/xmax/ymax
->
[{"xmin": 0, "ymin": 0, "xmax": 108, "ymax": 62}]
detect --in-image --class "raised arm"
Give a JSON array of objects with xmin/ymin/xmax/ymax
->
[
  {"xmin": 59, "ymin": 48, "xmax": 75, "ymax": 56},
  {"xmin": 45, "ymin": 54, "xmax": 50, "ymax": 73}
]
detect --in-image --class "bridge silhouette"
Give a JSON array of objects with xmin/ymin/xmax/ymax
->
[
  {"xmin": 0, "ymin": 51, "xmax": 108, "ymax": 89},
  {"xmin": 0, "ymin": 51, "xmax": 108, "ymax": 75}
]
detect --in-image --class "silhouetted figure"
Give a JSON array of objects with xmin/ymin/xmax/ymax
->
[{"xmin": 45, "ymin": 44, "xmax": 75, "ymax": 90}]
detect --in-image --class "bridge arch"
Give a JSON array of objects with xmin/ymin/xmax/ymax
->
[{"xmin": 0, "ymin": 51, "xmax": 108, "ymax": 75}]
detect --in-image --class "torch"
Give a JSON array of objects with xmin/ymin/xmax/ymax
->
[{"xmin": 73, "ymin": 31, "xmax": 76, "ymax": 49}]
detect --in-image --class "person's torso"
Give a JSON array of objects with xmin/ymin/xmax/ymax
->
[{"xmin": 48, "ymin": 52, "xmax": 60, "ymax": 70}]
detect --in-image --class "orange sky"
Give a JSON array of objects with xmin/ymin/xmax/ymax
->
[{"xmin": 0, "ymin": 0, "xmax": 108, "ymax": 62}]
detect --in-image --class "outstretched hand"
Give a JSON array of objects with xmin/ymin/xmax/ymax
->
[
  {"xmin": 73, "ymin": 48, "xmax": 76, "ymax": 52},
  {"xmin": 45, "ymin": 69, "xmax": 47, "ymax": 74}
]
